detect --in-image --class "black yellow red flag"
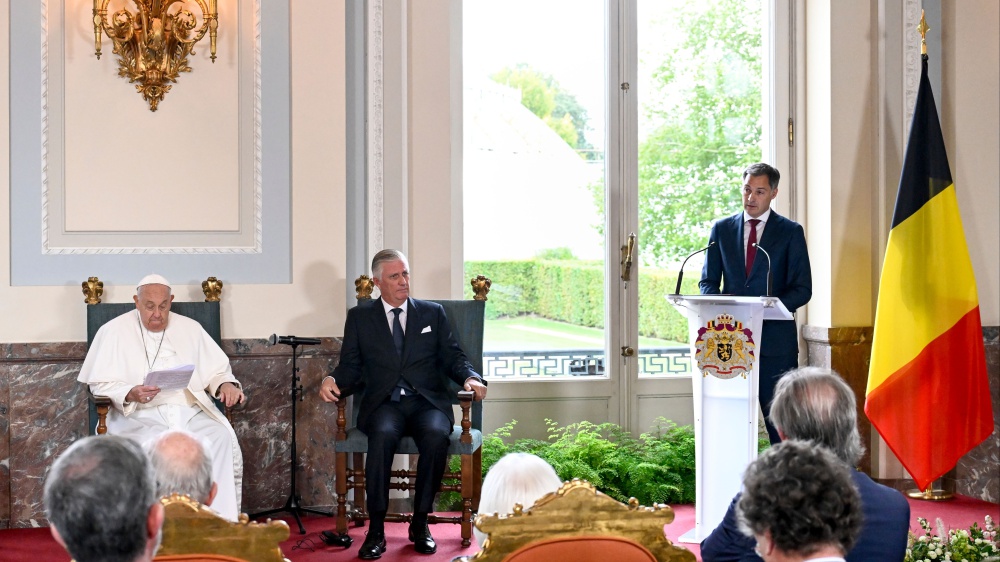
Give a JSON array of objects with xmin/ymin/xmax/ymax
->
[{"xmin": 865, "ymin": 55, "xmax": 992, "ymax": 491}]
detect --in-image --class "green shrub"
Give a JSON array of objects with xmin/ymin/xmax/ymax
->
[
  {"xmin": 464, "ymin": 259, "xmax": 701, "ymax": 341},
  {"xmin": 439, "ymin": 417, "xmax": 697, "ymax": 510}
]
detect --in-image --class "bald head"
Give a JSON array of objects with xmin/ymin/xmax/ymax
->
[{"xmin": 144, "ymin": 430, "xmax": 216, "ymax": 505}]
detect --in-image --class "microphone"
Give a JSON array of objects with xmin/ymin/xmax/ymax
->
[
  {"xmin": 674, "ymin": 242, "xmax": 716, "ymax": 295},
  {"xmin": 269, "ymin": 334, "xmax": 321, "ymax": 346},
  {"xmin": 751, "ymin": 243, "xmax": 773, "ymax": 297}
]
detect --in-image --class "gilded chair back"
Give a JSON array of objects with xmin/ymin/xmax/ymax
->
[
  {"xmin": 155, "ymin": 494, "xmax": 290, "ymax": 562},
  {"xmin": 457, "ymin": 480, "xmax": 696, "ymax": 562}
]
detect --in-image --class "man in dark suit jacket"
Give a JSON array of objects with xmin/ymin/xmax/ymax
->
[
  {"xmin": 320, "ymin": 249, "xmax": 487, "ymax": 560},
  {"xmin": 700, "ymin": 367, "xmax": 910, "ymax": 562},
  {"xmin": 700, "ymin": 163, "xmax": 812, "ymax": 443}
]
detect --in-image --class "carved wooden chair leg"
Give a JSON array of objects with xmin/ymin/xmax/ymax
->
[
  {"xmin": 473, "ymin": 447, "xmax": 483, "ymax": 512},
  {"xmin": 353, "ymin": 452, "xmax": 367, "ymax": 526},
  {"xmin": 461, "ymin": 451, "xmax": 474, "ymax": 547}
]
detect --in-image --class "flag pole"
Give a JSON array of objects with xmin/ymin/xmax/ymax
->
[{"xmin": 902, "ymin": 11, "xmax": 955, "ymax": 502}]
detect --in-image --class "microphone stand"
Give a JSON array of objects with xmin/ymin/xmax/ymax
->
[
  {"xmin": 249, "ymin": 341, "xmax": 331, "ymax": 534},
  {"xmin": 674, "ymin": 241, "xmax": 715, "ymax": 295}
]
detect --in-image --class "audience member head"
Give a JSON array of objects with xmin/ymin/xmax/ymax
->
[
  {"xmin": 769, "ymin": 366, "xmax": 864, "ymax": 466},
  {"xmin": 44, "ymin": 435, "xmax": 164, "ymax": 562},
  {"xmin": 133, "ymin": 273, "xmax": 174, "ymax": 333},
  {"xmin": 144, "ymin": 429, "xmax": 218, "ymax": 506},
  {"xmin": 737, "ymin": 440, "xmax": 862, "ymax": 561},
  {"xmin": 475, "ymin": 453, "xmax": 563, "ymax": 547}
]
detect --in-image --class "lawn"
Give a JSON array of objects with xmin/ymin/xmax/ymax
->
[{"xmin": 484, "ymin": 315, "xmax": 685, "ymax": 352}]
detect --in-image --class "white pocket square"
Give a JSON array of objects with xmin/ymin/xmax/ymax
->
[{"xmin": 421, "ymin": 326, "xmax": 432, "ymax": 334}]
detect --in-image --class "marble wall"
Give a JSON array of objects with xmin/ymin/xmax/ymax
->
[
  {"xmin": 0, "ymin": 338, "xmax": 342, "ymax": 529},
  {"xmin": 805, "ymin": 325, "xmax": 1000, "ymax": 504}
]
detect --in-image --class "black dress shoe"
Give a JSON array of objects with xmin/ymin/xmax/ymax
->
[
  {"xmin": 319, "ymin": 530, "xmax": 353, "ymax": 547},
  {"xmin": 358, "ymin": 531, "xmax": 386, "ymax": 560},
  {"xmin": 408, "ymin": 523, "xmax": 437, "ymax": 554}
]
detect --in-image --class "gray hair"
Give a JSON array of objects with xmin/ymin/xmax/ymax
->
[
  {"xmin": 737, "ymin": 440, "xmax": 862, "ymax": 557},
  {"xmin": 742, "ymin": 163, "xmax": 780, "ymax": 190},
  {"xmin": 44, "ymin": 436, "xmax": 157, "ymax": 562},
  {"xmin": 143, "ymin": 430, "xmax": 215, "ymax": 503},
  {"xmin": 371, "ymin": 249, "xmax": 408, "ymax": 280},
  {"xmin": 769, "ymin": 366, "xmax": 864, "ymax": 466},
  {"xmin": 475, "ymin": 453, "xmax": 563, "ymax": 547}
]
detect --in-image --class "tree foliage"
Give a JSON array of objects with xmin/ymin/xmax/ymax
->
[
  {"xmin": 595, "ymin": 0, "xmax": 762, "ymax": 265},
  {"xmin": 492, "ymin": 64, "xmax": 595, "ymax": 157}
]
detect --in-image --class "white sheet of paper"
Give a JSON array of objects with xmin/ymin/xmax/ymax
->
[{"xmin": 143, "ymin": 364, "xmax": 195, "ymax": 392}]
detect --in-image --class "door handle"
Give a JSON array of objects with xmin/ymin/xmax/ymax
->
[{"xmin": 620, "ymin": 232, "xmax": 636, "ymax": 282}]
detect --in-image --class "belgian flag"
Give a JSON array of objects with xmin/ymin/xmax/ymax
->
[{"xmin": 864, "ymin": 54, "xmax": 992, "ymax": 491}]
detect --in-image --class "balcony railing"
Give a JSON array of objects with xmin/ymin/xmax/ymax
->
[{"xmin": 483, "ymin": 346, "xmax": 692, "ymax": 378}]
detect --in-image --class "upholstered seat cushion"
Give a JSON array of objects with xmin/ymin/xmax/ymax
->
[
  {"xmin": 335, "ymin": 425, "xmax": 482, "ymax": 455},
  {"xmin": 505, "ymin": 536, "xmax": 658, "ymax": 562}
]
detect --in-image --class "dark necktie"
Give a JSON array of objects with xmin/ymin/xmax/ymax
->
[
  {"xmin": 391, "ymin": 308, "xmax": 404, "ymax": 355},
  {"xmin": 745, "ymin": 218, "xmax": 761, "ymax": 277},
  {"xmin": 390, "ymin": 308, "xmax": 415, "ymax": 401}
]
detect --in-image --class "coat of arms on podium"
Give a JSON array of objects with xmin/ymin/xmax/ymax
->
[{"xmin": 694, "ymin": 313, "xmax": 755, "ymax": 379}]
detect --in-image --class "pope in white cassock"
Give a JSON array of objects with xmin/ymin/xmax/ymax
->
[{"xmin": 78, "ymin": 274, "xmax": 245, "ymax": 521}]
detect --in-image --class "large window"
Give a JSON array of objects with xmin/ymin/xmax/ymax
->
[{"xmin": 464, "ymin": 0, "xmax": 787, "ymax": 387}]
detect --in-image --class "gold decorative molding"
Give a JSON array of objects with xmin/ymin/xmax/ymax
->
[
  {"xmin": 82, "ymin": 276, "xmax": 104, "ymax": 304},
  {"xmin": 471, "ymin": 275, "xmax": 492, "ymax": 301},
  {"xmin": 92, "ymin": 0, "xmax": 219, "ymax": 111},
  {"xmin": 201, "ymin": 277, "xmax": 224, "ymax": 302}
]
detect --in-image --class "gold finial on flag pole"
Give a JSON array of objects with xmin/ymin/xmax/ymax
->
[{"xmin": 917, "ymin": 9, "xmax": 929, "ymax": 55}]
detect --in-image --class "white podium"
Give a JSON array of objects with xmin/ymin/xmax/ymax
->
[{"xmin": 667, "ymin": 295, "xmax": 792, "ymax": 544}]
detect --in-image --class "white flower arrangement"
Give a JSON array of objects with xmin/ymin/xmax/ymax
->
[{"xmin": 905, "ymin": 515, "xmax": 999, "ymax": 562}]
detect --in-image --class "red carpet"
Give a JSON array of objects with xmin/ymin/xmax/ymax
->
[{"xmin": 1, "ymin": 497, "xmax": 997, "ymax": 561}]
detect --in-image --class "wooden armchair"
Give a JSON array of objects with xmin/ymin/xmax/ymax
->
[
  {"xmin": 328, "ymin": 275, "xmax": 492, "ymax": 547},
  {"xmin": 154, "ymin": 494, "xmax": 290, "ymax": 562},
  {"xmin": 455, "ymin": 480, "xmax": 696, "ymax": 562},
  {"xmin": 81, "ymin": 276, "xmax": 238, "ymax": 435}
]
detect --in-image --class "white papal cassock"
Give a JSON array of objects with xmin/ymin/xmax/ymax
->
[{"xmin": 78, "ymin": 309, "xmax": 244, "ymax": 521}]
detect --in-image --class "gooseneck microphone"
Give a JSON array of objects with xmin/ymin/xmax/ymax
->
[
  {"xmin": 674, "ymin": 242, "xmax": 716, "ymax": 295},
  {"xmin": 752, "ymin": 243, "xmax": 773, "ymax": 297},
  {"xmin": 269, "ymin": 334, "xmax": 321, "ymax": 346}
]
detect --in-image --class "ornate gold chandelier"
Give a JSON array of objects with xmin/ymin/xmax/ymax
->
[{"xmin": 92, "ymin": 0, "xmax": 219, "ymax": 112}]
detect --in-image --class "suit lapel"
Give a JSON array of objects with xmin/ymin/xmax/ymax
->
[
  {"xmin": 750, "ymin": 211, "xmax": 781, "ymax": 279},
  {"xmin": 369, "ymin": 298, "xmax": 397, "ymax": 356},
  {"xmin": 401, "ymin": 298, "xmax": 421, "ymax": 364}
]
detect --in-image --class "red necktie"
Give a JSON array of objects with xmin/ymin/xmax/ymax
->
[{"xmin": 746, "ymin": 219, "xmax": 761, "ymax": 277}]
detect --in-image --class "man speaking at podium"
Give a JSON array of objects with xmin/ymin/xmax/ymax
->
[{"xmin": 699, "ymin": 163, "xmax": 812, "ymax": 444}]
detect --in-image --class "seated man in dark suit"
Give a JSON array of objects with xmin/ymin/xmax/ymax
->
[
  {"xmin": 319, "ymin": 249, "xmax": 488, "ymax": 560},
  {"xmin": 699, "ymin": 162, "xmax": 812, "ymax": 444},
  {"xmin": 700, "ymin": 367, "xmax": 910, "ymax": 562}
]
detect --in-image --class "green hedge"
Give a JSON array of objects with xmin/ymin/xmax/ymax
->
[{"xmin": 464, "ymin": 259, "xmax": 701, "ymax": 342}]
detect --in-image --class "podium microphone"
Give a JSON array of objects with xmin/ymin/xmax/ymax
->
[
  {"xmin": 751, "ymin": 243, "xmax": 773, "ymax": 297},
  {"xmin": 674, "ymin": 242, "xmax": 715, "ymax": 295},
  {"xmin": 269, "ymin": 334, "xmax": 321, "ymax": 346}
]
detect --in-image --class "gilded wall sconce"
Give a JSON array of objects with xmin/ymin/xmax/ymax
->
[{"xmin": 92, "ymin": 0, "xmax": 219, "ymax": 112}]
